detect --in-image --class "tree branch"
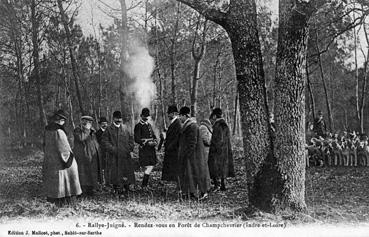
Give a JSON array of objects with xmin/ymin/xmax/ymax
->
[{"xmin": 176, "ymin": 0, "xmax": 227, "ymax": 25}]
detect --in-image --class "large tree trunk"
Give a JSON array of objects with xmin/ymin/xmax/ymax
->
[
  {"xmin": 57, "ymin": 0, "xmax": 85, "ymax": 116},
  {"xmin": 271, "ymin": 0, "xmax": 313, "ymax": 212},
  {"xmin": 224, "ymin": 1, "xmax": 272, "ymax": 205},
  {"xmin": 178, "ymin": 0, "xmax": 320, "ymax": 213},
  {"xmin": 177, "ymin": 0, "xmax": 271, "ymax": 208}
]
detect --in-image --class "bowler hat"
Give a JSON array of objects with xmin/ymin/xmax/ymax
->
[
  {"xmin": 141, "ymin": 108, "xmax": 150, "ymax": 117},
  {"xmin": 113, "ymin": 111, "xmax": 122, "ymax": 119},
  {"xmin": 53, "ymin": 109, "xmax": 68, "ymax": 120},
  {"xmin": 99, "ymin": 117, "xmax": 108, "ymax": 123},
  {"xmin": 167, "ymin": 105, "xmax": 178, "ymax": 114},
  {"xmin": 179, "ymin": 106, "xmax": 191, "ymax": 116},
  {"xmin": 212, "ymin": 108, "xmax": 222, "ymax": 117}
]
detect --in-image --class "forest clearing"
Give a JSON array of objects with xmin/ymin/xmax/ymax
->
[{"xmin": 1, "ymin": 143, "xmax": 368, "ymax": 225}]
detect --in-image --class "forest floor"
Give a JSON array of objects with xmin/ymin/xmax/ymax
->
[{"xmin": 0, "ymin": 145, "xmax": 369, "ymax": 227}]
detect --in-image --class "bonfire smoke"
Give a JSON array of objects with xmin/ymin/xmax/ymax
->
[{"xmin": 124, "ymin": 44, "xmax": 156, "ymax": 109}]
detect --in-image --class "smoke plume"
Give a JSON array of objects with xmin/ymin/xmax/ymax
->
[{"xmin": 124, "ymin": 45, "xmax": 156, "ymax": 109}]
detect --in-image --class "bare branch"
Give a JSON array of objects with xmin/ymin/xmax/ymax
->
[
  {"xmin": 127, "ymin": 0, "xmax": 142, "ymax": 11},
  {"xmin": 176, "ymin": 0, "xmax": 227, "ymax": 25}
]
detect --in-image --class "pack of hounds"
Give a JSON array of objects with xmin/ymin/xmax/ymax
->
[{"xmin": 306, "ymin": 131, "xmax": 369, "ymax": 167}]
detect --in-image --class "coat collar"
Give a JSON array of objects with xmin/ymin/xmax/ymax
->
[
  {"xmin": 109, "ymin": 123, "xmax": 125, "ymax": 131},
  {"xmin": 200, "ymin": 120, "xmax": 213, "ymax": 133},
  {"xmin": 170, "ymin": 116, "xmax": 178, "ymax": 125},
  {"xmin": 215, "ymin": 118, "xmax": 226, "ymax": 125},
  {"xmin": 139, "ymin": 119, "xmax": 149, "ymax": 125},
  {"xmin": 182, "ymin": 117, "xmax": 196, "ymax": 131}
]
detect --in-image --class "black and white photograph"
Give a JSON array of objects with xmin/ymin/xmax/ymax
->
[{"xmin": 0, "ymin": 0, "xmax": 369, "ymax": 236}]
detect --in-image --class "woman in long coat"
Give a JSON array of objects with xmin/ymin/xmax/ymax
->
[
  {"xmin": 73, "ymin": 115, "xmax": 102, "ymax": 195},
  {"xmin": 178, "ymin": 107, "xmax": 210, "ymax": 199},
  {"xmin": 208, "ymin": 108, "xmax": 235, "ymax": 191},
  {"xmin": 101, "ymin": 111, "xmax": 135, "ymax": 193},
  {"xmin": 43, "ymin": 110, "xmax": 82, "ymax": 206}
]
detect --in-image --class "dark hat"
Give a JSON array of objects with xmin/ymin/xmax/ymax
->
[
  {"xmin": 167, "ymin": 105, "xmax": 178, "ymax": 114},
  {"xmin": 318, "ymin": 110, "xmax": 323, "ymax": 115},
  {"xmin": 141, "ymin": 108, "xmax": 150, "ymax": 117},
  {"xmin": 113, "ymin": 111, "xmax": 122, "ymax": 119},
  {"xmin": 81, "ymin": 115, "xmax": 94, "ymax": 121},
  {"xmin": 179, "ymin": 106, "xmax": 191, "ymax": 116},
  {"xmin": 53, "ymin": 109, "xmax": 68, "ymax": 120},
  {"xmin": 212, "ymin": 108, "xmax": 222, "ymax": 117},
  {"xmin": 99, "ymin": 117, "xmax": 108, "ymax": 123}
]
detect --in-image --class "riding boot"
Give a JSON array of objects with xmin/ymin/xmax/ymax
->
[
  {"xmin": 142, "ymin": 174, "xmax": 149, "ymax": 187},
  {"xmin": 220, "ymin": 178, "xmax": 226, "ymax": 191}
]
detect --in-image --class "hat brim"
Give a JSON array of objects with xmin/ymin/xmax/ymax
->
[
  {"xmin": 81, "ymin": 116, "xmax": 94, "ymax": 121},
  {"xmin": 54, "ymin": 114, "xmax": 67, "ymax": 120}
]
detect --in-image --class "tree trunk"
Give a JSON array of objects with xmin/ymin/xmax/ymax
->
[
  {"xmin": 315, "ymin": 32, "xmax": 333, "ymax": 132},
  {"xmin": 57, "ymin": 0, "xmax": 85, "ymax": 116},
  {"xmin": 177, "ymin": 0, "xmax": 319, "ymax": 213},
  {"xmin": 233, "ymin": 89, "xmax": 238, "ymax": 135},
  {"xmin": 169, "ymin": 3, "xmax": 181, "ymax": 105},
  {"xmin": 30, "ymin": 0, "xmax": 47, "ymax": 129},
  {"xmin": 178, "ymin": 0, "xmax": 271, "ymax": 208},
  {"xmin": 224, "ymin": 1, "xmax": 271, "ymax": 206},
  {"xmin": 354, "ymin": 14, "xmax": 360, "ymax": 131},
  {"xmin": 119, "ymin": 0, "xmax": 130, "ymax": 123},
  {"xmin": 190, "ymin": 18, "xmax": 207, "ymax": 117},
  {"xmin": 359, "ymin": 22, "xmax": 369, "ymax": 133},
  {"xmin": 271, "ymin": 0, "xmax": 313, "ymax": 212}
]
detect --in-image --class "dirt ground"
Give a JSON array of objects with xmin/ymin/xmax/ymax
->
[{"xmin": 0, "ymin": 146, "xmax": 369, "ymax": 226}]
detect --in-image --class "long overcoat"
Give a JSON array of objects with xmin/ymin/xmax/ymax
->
[
  {"xmin": 101, "ymin": 124, "xmax": 135, "ymax": 186},
  {"xmin": 134, "ymin": 120, "xmax": 157, "ymax": 167},
  {"xmin": 199, "ymin": 119, "xmax": 212, "ymax": 161},
  {"xmin": 178, "ymin": 118, "xmax": 210, "ymax": 195},
  {"xmin": 96, "ymin": 128, "xmax": 107, "ymax": 182},
  {"xmin": 43, "ymin": 123, "xmax": 82, "ymax": 198},
  {"xmin": 208, "ymin": 118, "xmax": 235, "ymax": 179},
  {"xmin": 73, "ymin": 125, "xmax": 102, "ymax": 188},
  {"xmin": 161, "ymin": 117, "xmax": 181, "ymax": 181}
]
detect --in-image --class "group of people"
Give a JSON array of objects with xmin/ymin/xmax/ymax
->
[
  {"xmin": 306, "ymin": 111, "xmax": 369, "ymax": 167},
  {"xmin": 42, "ymin": 105, "xmax": 235, "ymax": 206}
]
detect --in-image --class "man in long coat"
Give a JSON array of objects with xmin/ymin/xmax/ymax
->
[
  {"xmin": 208, "ymin": 108, "xmax": 235, "ymax": 192},
  {"xmin": 178, "ymin": 106, "xmax": 210, "ymax": 200},
  {"xmin": 101, "ymin": 111, "xmax": 135, "ymax": 193},
  {"xmin": 199, "ymin": 119, "xmax": 212, "ymax": 161},
  {"xmin": 43, "ymin": 109, "xmax": 82, "ymax": 206},
  {"xmin": 73, "ymin": 115, "xmax": 102, "ymax": 196},
  {"xmin": 313, "ymin": 111, "xmax": 326, "ymax": 138},
  {"xmin": 161, "ymin": 105, "xmax": 181, "ymax": 182},
  {"xmin": 96, "ymin": 117, "xmax": 109, "ymax": 185},
  {"xmin": 134, "ymin": 108, "xmax": 158, "ymax": 188}
]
